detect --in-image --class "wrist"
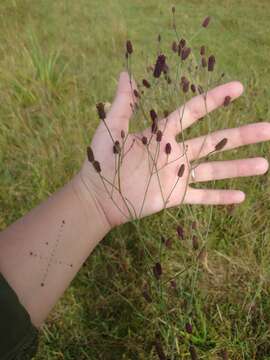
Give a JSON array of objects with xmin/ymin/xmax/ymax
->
[{"xmin": 69, "ymin": 173, "xmax": 112, "ymax": 242}]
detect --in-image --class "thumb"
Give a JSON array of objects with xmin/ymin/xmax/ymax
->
[{"xmin": 106, "ymin": 71, "xmax": 138, "ymax": 131}]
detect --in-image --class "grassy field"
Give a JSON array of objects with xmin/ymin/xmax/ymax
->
[{"xmin": 1, "ymin": 0, "xmax": 270, "ymax": 359}]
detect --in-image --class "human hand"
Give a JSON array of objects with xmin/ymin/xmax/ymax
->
[{"xmin": 79, "ymin": 72, "xmax": 269, "ymax": 228}]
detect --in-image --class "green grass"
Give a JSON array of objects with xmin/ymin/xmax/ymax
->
[{"xmin": 0, "ymin": 0, "xmax": 270, "ymax": 359}]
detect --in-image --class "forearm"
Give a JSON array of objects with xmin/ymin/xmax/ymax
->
[{"xmin": 0, "ymin": 173, "xmax": 110, "ymax": 327}]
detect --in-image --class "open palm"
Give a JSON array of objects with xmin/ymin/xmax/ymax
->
[{"xmin": 80, "ymin": 72, "xmax": 269, "ymax": 227}]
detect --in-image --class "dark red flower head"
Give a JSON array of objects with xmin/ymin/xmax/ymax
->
[
  {"xmin": 191, "ymin": 84, "xmax": 196, "ymax": 93},
  {"xmin": 215, "ymin": 138, "xmax": 227, "ymax": 151},
  {"xmin": 96, "ymin": 102, "xmax": 106, "ymax": 120},
  {"xmin": 113, "ymin": 140, "xmax": 121, "ymax": 154},
  {"xmin": 181, "ymin": 47, "xmax": 191, "ymax": 61},
  {"xmin": 142, "ymin": 79, "xmax": 151, "ymax": 88},
  {"xmin": 156, "ymin": 130, "xmax": 163, "ymax": 142},
  {"xmin": 87, "ymin": 146, "xmax": 95, "ymax": 163},
  {"xmin": 153, "ymin": 54, "xmax": 167, "ymax": 78},
  {"xmin": 202, "ymin": 16, "xmax": 211, "ymax": 28},
  {"xmin": 178, "ymin": 164, "xmax": 185, "ymax": 177},
  {"xmin": 208, "ymin": 55, "xmax": 216, "ymax": 71},
  {"xmin": 93, "ymin": 161, "xmax": 101, "ymax": 173},
  {"xmin": 150, "ymin": 109, "xmax": 158, "ymax": 122},
  {"xmin": 126, "ymin": 40, "xmax": 133, "ymax": 54},
  {"xmin": 223, "ymin": 96, "xmax": 231, "ymax": 107},
  {"xmin": 165, "ymin": 143, "xmax": 172, "ymax": 155},
  {"xmin": 185, "ymin": 323, "xmax": 193, "ymax": 334},
  {"xmin": 133, "ymin": 89, "xmax": 140, "ymax": 98},
  {"xmin": 179, "ymin": 38, "xmax": 186, "ymax": 48},
  {"xmin": 142, "ymin": 136, "xmax": 148, "ymax": 145}
]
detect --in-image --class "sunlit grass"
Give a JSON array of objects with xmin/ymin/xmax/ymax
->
[{"xmin": 0, "ymin": 0, "xmax": 270, "ymax": 359}]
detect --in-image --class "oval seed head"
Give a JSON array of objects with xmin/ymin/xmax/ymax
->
[
  {"xmin": 96, "ymin": 102, "xmax": 106, "ymax": 120},
  {"xmin": 200, "ymin": 45, "xmax": 206, "ymax": 55},
  {"xmin": 153, "ymin": 54, "xmax": 166, "ymax": 78},
  {"xmin": 215, "ymin": 138, "xmax": 228, "ymax": 151},
  {"xmin": 223, "ymin": 95, "xmax": 231, "ymax": 107},
  {"xmin": 150, "ymin": 109, "xmax": 158, "ymax": 122},
  {"xmin": 208, "ymin": 55, "xmax": 216, "ymax": 71},
  {"xmin": 179, "ymin": 38, "xmax": 186, "ymax": 48},
  {"xmin": 153, "ymin": 262, "xmax": 162, "ymax": 279},
  {"xmin": 191, "ymin": 84, "xmax": 196, "ymax": 93},
  {"xmin": 172, "ymin": 5, "xmax": 175, "ymax": 13},
  {"xmin": 133, "ymin": 89, "xmax": 140, "ymax": 98},
  {"xmin": 156, "ymin": 130, "xmax": 163, "ymax": 142},
  {"xmin": 165, "ymin": 143, "xmax": 172, "ymax": 155},
  {"xmin": 185, "ymin": 323, "xmax": 193, "ymax": 334},
  {"xmin": 202, "ymin": 16, "xmax": 211, "ymax": 28},
  {"xmin": 142, "ymin": 136, "xmax": 148, "ymax": 145},
  {"xmin": 126, "ymin": 40, "xmax": 133, "ymax": 54},
  {"xmin": 87, "ymin": 146, "xmax": 95, "ymax": 163},
  {"xmin": 178, "ymin": 164, "xmax": 185, "ymax": 177},
  {"xmin": 181, "ymin": 47, "xmax": 191, "ymax": 61},
  {"xmin": 121, "ymin": 130, "xmax": 125, "ymax": 139},
  {"xmin": 93, "ymin": 160, "xmax": 101, "ymax": 173},
  {"xmin": 113, "ymin": 140, "xmax": 121, "ymax": 154},
  {"xmin": 182, "ymin": 80, "xmax": 189, "ymax": 93},
  {"xmin": 142, "ymin": 79, "xmax": 151, "ymax": 88}
]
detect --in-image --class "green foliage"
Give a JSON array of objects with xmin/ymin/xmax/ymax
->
[{"xmin": 0, "ymin": 0, "xmax": 270, "ymax": 359}]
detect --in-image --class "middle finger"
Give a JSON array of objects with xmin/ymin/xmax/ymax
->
[
  {"xmin": 189, "ymin": 157, "xmax": 268, "ymax": 183},
  {"xmin": 186, "ymin": 122, "xmax": 270, "ymax": 161}
]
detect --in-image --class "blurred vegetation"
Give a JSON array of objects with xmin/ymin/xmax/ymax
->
[{"xmin": 0, "ymin": 0, "xmax": 270, "ymax": 359}]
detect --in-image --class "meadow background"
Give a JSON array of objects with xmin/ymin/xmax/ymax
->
[{"xmin": 0, "ymin": 0, "xmax": 270, "ymax": 359}]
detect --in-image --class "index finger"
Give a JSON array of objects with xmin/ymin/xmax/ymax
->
[{"xmin": 163, "ymin": 81, "xmax": 244, "ymax": 136}]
